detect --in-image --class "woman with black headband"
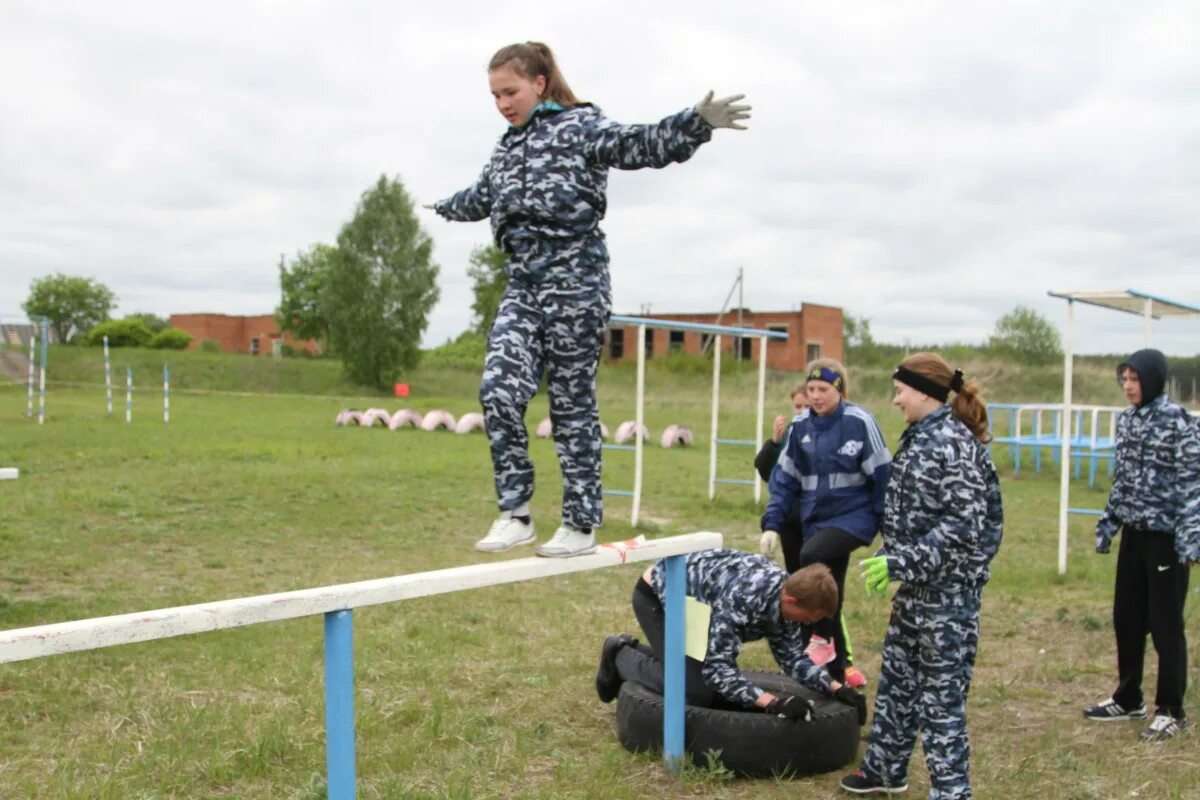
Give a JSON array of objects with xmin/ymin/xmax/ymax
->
[
  {"xmin": 760, "ymin": 358, "xmax": 891, "ymax": 688},
  {"xmin": 840, "ymin": 352, "xmax": 1003, "ymax": 798}
]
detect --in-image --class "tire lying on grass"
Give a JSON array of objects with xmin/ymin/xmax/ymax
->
[{"xmin": 615, "ymin": 670, "xmax": 859, "ymax": 778}]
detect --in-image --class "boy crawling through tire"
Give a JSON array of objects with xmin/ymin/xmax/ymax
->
[{"xmin": 597, "ymin": 548, "xmax": 867, "ymax": 723}]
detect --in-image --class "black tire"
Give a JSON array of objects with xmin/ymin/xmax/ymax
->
[{"xmin": 614, "ymin": 670, "xmax": 859, "ymax": 778}]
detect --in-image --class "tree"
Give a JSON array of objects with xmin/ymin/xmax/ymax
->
[
  {"xmin": 22, "ymin": 273, "xmax": 116, "ymax": 343},
  {"xmin": 124, "ymin": 312, "xmax": 169, "ymax": 334},
  {"xmin": 325, "ymin": 175, "xmax": 440, "ymax": 388},
  {"xmin": 467, "ymin": 244, "xmax": 508, "ymax": 335},
  {"xmin": 276, "ymin": 244, "xmax": 337, "ymax": 345},
  {"xmin": 987, "ymin": 305, "xmax": 1062, "ymax": 364}
]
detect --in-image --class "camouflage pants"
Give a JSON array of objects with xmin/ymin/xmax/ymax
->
[
  {"xmin": 479, "ymin": 258, "xmax": 611, "ymax": 529},
  {"xmin": 860, "ymin": 585, "xmax": 981, "ymax": 800}
]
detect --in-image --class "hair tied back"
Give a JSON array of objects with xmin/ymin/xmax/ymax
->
[{"xmin": 950, "ymin": 369, "xmax": 965, "ymax": 392}]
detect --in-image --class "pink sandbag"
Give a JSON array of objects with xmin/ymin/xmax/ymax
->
[
  {"xmin": 455, "ymin": 412, "xmax": 485, "ymax": 434},
  {"xmin": 420, "ymin": 409, "xmax": 457, "ymax": 431},
  {"xmin": 614, "ymin": 420, "xmax": 650, "ymax": 445},
  {"xmin": 388, "ymin": 409, "xmax": 423, "ymax": 430},
  {"xmin": 660, "ymin": 424, "xmax": 694, "ymax": 448}
]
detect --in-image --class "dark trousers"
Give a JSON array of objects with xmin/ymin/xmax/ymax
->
[
  {"xmin": 614, "ymin": 578, "xmax": 717, "ymax": 707},
  {"xmin": 798, "ymin": 526, "xmax": 864, "ymax": 682},
  {"xmin": 1112, "ymin": 527, "xmax": 1190, "ymax": 718}
]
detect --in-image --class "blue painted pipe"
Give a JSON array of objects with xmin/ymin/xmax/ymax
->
[
  {"xmin": 324, "ymin": 609, "xmax": 356, "ymax": 799},
  {"xmin": 662, "ymin": 555, "xmax": 686, "ymax": 772}
]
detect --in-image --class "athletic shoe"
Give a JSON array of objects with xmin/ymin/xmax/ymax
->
[
  {"xmin": 844, "ymin": 666, "xmax": 868, "ymax": 689},
  {"xmin": 1139, "ymin": 713, "xmax": 1191, "ymax": 743},
  {"xmin": 475, "ymin": 513, "xmax": 535, "ymax": 553},
  {"xmin": 839, "ymin": 769, "xmax": 908, "ymax": 794},
  {"xmin": 1082, "ymin": 698, "xmax": 1148, "ymax": 722},
  {"xmin": 805, "ymin": 635, "xmax": 836, "ymax": 666},
  {"xmin": 536, "ymin": 525, "xmax": 596, "ymax": 558},
  {"xmin": 596, "ymin": 633, "xmax": 638, "ymax": 703}
]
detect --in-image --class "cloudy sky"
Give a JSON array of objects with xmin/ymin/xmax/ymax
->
[{"xmin": 3, "ymin": 1, "xmax": 1198, "ymax": 355}]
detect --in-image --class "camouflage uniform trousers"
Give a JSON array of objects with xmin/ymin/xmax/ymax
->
[
  {"xmin": 479, "ymin": 248, "xmax": 612, "ymax": 530},
  {"xmin": 861, "ymin": 585, "xmax": 981, "ymax": 800}
]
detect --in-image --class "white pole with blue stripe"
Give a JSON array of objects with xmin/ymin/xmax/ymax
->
[
  {"xmin": 104, "ymin": 336, "xmax": 113, "ymax": 417},
  {"xmin": 38, "ymin": 318, "xmax": 47, "ymax": 425},
  {"xmin": 163, "ymin": 363, "xmax": 169, "ymax": 424},
  {"xmin": 26, "ymin": 330, "xmax": 35, "ymax": 419},
  {"xmin": 126, "ymin": 365, "xmax": 133, "ymax": 424}
]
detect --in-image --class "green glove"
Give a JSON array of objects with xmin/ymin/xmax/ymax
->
[{"xmin": 859, "ymin": 556, "xmax": 893, "ymax": 598}]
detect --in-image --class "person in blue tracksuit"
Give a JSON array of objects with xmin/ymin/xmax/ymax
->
[
  {"xmin": 428, "ymin": 41, "xmax": 750, "ymax": 558},
  {"xmin": 841, "ymin": 352, "xmax": 1003, "ymax": 799},
  {"xmin": 760, "ymin": 359, "xmax": 891, "ymax": 684},
  {"xmin": 1084, "ymin": 349, "xmax": 1199, "ymax": 743}
]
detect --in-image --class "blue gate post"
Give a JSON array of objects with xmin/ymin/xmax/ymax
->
[
  {"xmin": 662, "ymin": 554, "xmax": 686, "ymax": 773},
  {"xmin": 324, "ymin": 609, "xmax": 356, "ymax": 799}
]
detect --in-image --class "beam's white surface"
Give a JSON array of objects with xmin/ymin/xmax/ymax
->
[
  {"xmin": 0, "ymin": 468, "xmax": 17, "ymax": 480},
  {"xmin": 0, "ymin": 532, "xmax": 722, "ymax": 664}
]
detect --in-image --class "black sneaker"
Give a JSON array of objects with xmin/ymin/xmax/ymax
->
[
  {"xmin": 839, "ymin": 769, "xmax": 908, "ymax": 794},
  {"xmin": 595, "ymin": 634, "xmax": 637, "ymax": 703},
  {"xmin": 1083, "ymin": 698, "xmax": 1148, "ymax": 722},
  {"xmin": 1139, "ymin": 713, "xmax": 1191, "ymax": 743}
]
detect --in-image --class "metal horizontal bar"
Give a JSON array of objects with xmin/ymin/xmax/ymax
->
[
  {"xmin": 1067, "ymin": 508, "xmax": 1105, "ymax": 516},
  {"xmin": 602, "ymin": 444, "xmax": 637, "ymax": 452},
  {"xmin": 713, "ymin": 478, "xmax": 756, "ymax": 486},
  {"xmin": 609, "ymin": 315, "xmax": 788, "ymax": 340},
  {"xmin": 602, "ymin": 489, "xmax": 636, "ymax": 497},
  {"xmin": 714, "ymin": 438, "xmax": 756, "ymax": 447},
  {"xmin": 0, "ymin": 532, "xmax": 724, "ymax": 664}
]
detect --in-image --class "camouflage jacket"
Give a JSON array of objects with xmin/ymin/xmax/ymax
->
[
  {"xmin": 882, "ymin": 407, "xmax": 1004, "ymax": 590},
  {"xmin": 1096, "ymin": 395, "xmax": 1200, "ymax": 562},
  {"xmin": 648, "ymin": 549, "xmax": 832, "ymax": 707},
  {"xmin": 433, "ymin": 103, "xmax": 712, "ymax": 273}
]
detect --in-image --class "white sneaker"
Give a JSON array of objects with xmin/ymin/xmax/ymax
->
[
  {"xmin": 536, "ymin": 525, "xmax": 596, "ymax": 558},
  {"xmin": 475, "ymin": 513, "xmax": 536, "ymax": 553}
]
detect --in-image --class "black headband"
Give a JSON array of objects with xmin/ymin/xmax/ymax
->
[{"xmin": 893, "ymin": 366, "xmax": 964, "ymax": 402}]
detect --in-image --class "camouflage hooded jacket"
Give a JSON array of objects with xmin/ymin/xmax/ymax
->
[
  {"xmin": 1095, "ymin": 394, "xmax": 1200, "ymax": 563},
  {"xmin": 882, "ymin": 407, "xmax": 1004, "ymax": 590},
  {"xmin": 433, "ymin": 103, "xmax": 712, "ymax": 274},
  {"xmin": 648, "ymin": 549, "xmax": 832, "ymax": 707}
]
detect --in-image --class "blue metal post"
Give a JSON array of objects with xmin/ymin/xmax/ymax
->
[
  {"xmin": 324, "ymin": 609, "xmax": 356, "ymax": 800},
  {"xmin": 662, "ymin": 555, "xmax": 686, "ymax": 772}
]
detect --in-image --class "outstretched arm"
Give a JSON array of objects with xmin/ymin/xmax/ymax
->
[
  {"xmin": 430, "ymin": 167, "xmax": 492, "ymax": 222},
  {"xmin": 582, "ymin": 92, "xmax": 750, "ymax": 170}
]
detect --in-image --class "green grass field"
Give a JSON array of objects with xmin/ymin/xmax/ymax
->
[{"xmin": 0, "ymin": 356, "xmax": 1196, "ymax": 799}]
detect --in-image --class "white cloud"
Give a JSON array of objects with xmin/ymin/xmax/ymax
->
[{"xmin": 2, "ymin": 0, "xmax": 1198, "ymax": 358}]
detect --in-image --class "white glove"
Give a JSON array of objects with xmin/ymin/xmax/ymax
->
[
  {"xmin": 694, "ymin": 91, "xmax": 751, "ymax": 130},
  {"xmin": 759, "ymin": 530, "xmax": 779, "ymax": 557}
]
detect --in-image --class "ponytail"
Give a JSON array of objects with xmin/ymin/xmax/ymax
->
[
  {"xmin": 898, "ymin": 352, "xmax": 991, "ymax": 443},
  {"xmin": 488, "ymin": 41, "xmax": 580, "ymax": 107}
]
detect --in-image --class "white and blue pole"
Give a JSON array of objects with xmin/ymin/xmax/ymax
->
[
  {"xmin": 26, "ymin": 330, "xmax": 35, "ymax": 419},
  {"xmin": 163, "ymin": 363, "xmax": 170, "ymax": 424},
  {"xmin": 324, "ymin": 610, "xmax": 356, "ymax": 799},
  {"xmin": 104, "ymin": 336, "xmax": 113, "ymax": 417},
  {"xmin": 37, "ymin": 318, "xmax": 47, "ymax": 425},
  {"xmin": 662, "ymin": 554, "xmax": 686, "ymax": 772},
  {"xmin": 125, "ymin": 365, "xmax": 133, "ymax": 424}
]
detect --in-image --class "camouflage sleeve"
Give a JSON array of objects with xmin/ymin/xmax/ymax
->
[
  {"xmin": 762, "ymin": 425, "xmax": 802, "ymax": 532},
  {"xmin": 1095, "ymin": 414, "xmax": 1129, "ymax": 552},
  {"xmin": 582, "ymin": 107, "xmax": 714, "ymax": 171},
  {"xmin": 698, "ymin": 605, "xmax": 762, "ymax": 707},
  {"xmin": 1174, "ymin": 415, "xmax": 1200, "ymax": 563},
  {"xmin": 769, "ymin": 628, "xmax": 834, "ymax": 694},
  {"xmin": 434, "ymin": 166, "xmax": 492, "ymax": 222},
  {"xmin": 888, "ymin": 443, "xmax": 987, "ymax": 585}
]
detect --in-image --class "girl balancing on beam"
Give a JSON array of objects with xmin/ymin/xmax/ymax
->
[{"xmin": 427, "ymin": 41, "xmax": 750, "ymax": 558}]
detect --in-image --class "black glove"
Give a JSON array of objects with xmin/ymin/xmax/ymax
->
[
  {"xmin": 834, "ymin": 686, "xmax": 868, "ymax": 726},
  {"xmin": 764, "ymin": 692, "xmax": 814, "ymax": 722}
]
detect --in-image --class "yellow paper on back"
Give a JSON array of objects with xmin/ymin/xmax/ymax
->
[{"xmin": 684, "ymin": 596, "xmax": 712, "ymax": 661}]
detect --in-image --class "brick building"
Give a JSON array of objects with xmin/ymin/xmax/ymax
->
[
  {"xmin": 168, "ymin": 313, "xmax": 321, "ymax": 356},
  {"xmin": 606, "ymin": 304, "xmax": 843, "ymax": 371}
]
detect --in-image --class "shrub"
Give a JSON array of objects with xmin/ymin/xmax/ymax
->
[
  {"xmin": 86, "ymin": 318, "xmax": 153, "ymax": 347},
  {"xmin": 422, "ymin": 332, "xmax": 486, "ymax": 370},
  {"xmin": 148, "ymin": 328, "xmax": 193, "ymax": 350},
  {"xmin": 199, "ymin": 339, "xmax": 222, "ymax": 353}
]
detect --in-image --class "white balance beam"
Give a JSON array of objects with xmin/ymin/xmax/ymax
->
[
  {"xmin": 0, "ymin": 531, "xmax": 723, "ymax": 664},
  {"xmin": 0, "ymin": 468, "xmax": 17, "ymax": 480}
]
